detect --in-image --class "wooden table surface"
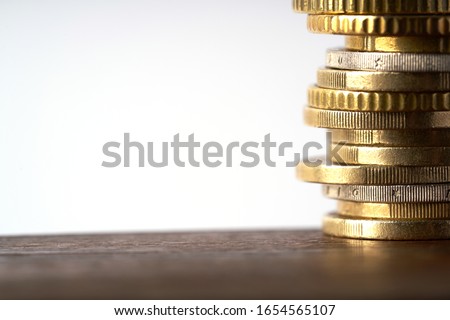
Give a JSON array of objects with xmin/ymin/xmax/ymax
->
[{"xmin": 1, "ymin": 230, "xmax": 450, "ymax": 299}]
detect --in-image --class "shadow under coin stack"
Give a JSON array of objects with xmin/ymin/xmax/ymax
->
[{"xmin": 295, "ymin": 0, "xmax": 450, "ymax": 240}]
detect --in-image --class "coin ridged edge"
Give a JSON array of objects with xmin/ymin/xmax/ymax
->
[
  {"xmin": 308, "ymin": 86, "xmax": 450, "ymax": 112},
  {"xmin": 294, "ymin": 0, "xmax": 450, "ymax": 14},
  {"xmin": 297, "ymin": 162, "xmax": 450, "ymax": 185},
  {"xmin": 323, "ymin": 184, "xmax": 450, "ymax": 203},
  {"xmin": 308, "ymin": 15, "xmax": 450, "ymax": 36},
  {"xmin": 304, "ymin": 107, "xmax": 450, "ymax": 129}
]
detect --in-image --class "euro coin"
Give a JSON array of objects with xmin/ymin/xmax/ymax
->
[
  {"xmin": 304, "ymin": 107, "xmax": 450, "ymax": 129},
  {"xmin": 317, "ymin": 69, "xmax": 450, "ymax": 92},
  {"xmin": 323, "ymin": 214, "xmax": 450, "ymax": 240},
  {"xmin": 308, "ymin": 86, "xmax": 450, "ymax": 112},
  {"xmin": 323, "ymin": 184, "xmax": 450, "ymax": 203},
  {"xmin": 308, "ymin": 15, "xmax": 450, "ymax": 36},
  {"xmin": 346, "ymin": 36, "xmax": 450, "ymax": 53},
  {"xmin": 330, "ymin": 129, "xmax": 450, "ymax": 147},
  {"xmin": 326, "ymin": 49, "xmax": 450, "ymax": 72},
  {"xmin": 337, "ymin": 201, "xmax": 450, "ymax": 219},
  {"xmin": 333, "ymin": 144, "xmax": 450, "ymax": 166},
  {"xmin": 294, "ymin": 0, "xmax": 450, "ymax": 15}
]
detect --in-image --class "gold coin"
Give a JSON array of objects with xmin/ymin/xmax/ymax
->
[
  {"xmin": 331, "ymin": 129, "xmax": 450, "ymax": 147},
  {"xmin": 308, "ymin": 15, "xmax": 450, "ymax": 36},
  {"xmin": 324, "ymin": 184, "xmax": 450, "ymax": 203},
  {"xmin": 337, "ymin": 201, "xmax": 450, "ymax": 219},
  {"xmin": 304, "ymin": 107, "xmax": 450, "ymax": 129},
  {"xmin": 345, "ymin": 36, "xmax": 450, "ymax": 53},
  {"xmin": 317, "ymin": 69, "xmax": 450, "ymax": 92},
  {"xmin": 294, "ymin": 0, "xmax": 450, "ymax": 14},
  {"xmin": 323, "ymin": 214, "xmax": 450, "ymax": 240},
  {"xmin": 297, "ymin": 161, "xmax": 450, "ymax": 185},
  {"xmin": 333, "ymin": 144, "xmax": 450, "ymax": 166},
  {"xmin": 308, "ymin": 86, "xmax": 450, "ymax": 112}
]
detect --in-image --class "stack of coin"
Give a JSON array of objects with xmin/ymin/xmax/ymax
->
[{"xmin": 294, "ymin": 0, "xmax": 450, "ymax": 240}]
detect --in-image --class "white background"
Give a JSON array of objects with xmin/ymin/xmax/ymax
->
[{"xmin": 0, "ymin": 0, "xmax": 342, "ymax": 235}]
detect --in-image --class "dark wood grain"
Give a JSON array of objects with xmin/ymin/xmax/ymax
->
[{"xmin": 1, "ymin": 230, "xmax": 450, "ymax": 299}]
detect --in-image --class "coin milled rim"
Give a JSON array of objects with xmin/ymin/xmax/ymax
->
[
  {"xmin": 308, "ymin": 15, "xmax": 450, "ymax": 36},
  {"xmin": 297, "ymin": 161, "xmax": 450, "ymax": 185},
  {"xmin": 323, "ymin": 214, "xmax": 450, "ymax": 240},
  {"xmin": 323, "ymin": 184, "xmax": 450, "ymax": 203},
  {"xmin": 304, "ymin": 107, "xmax": 450, "ymax": 129},
  {"xmin": 326, "ymin": 49, "xmax": 450, "ymax": 72},
  {"xmin": 294, "ymin": 0, "xmax": 450, "ymax": 15},
  {"xmin": 308, "ymin": 86, "xmax": 450, "ymax": 112}
]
